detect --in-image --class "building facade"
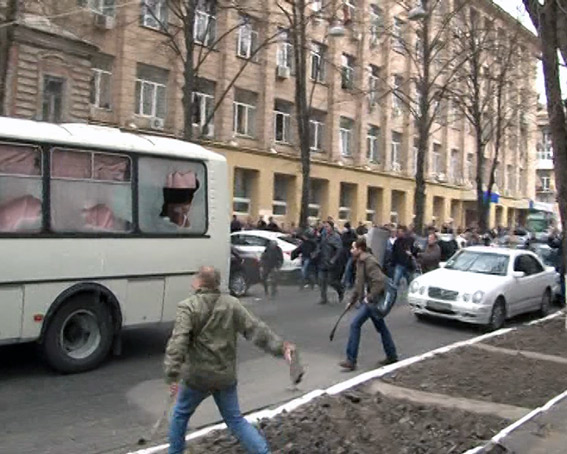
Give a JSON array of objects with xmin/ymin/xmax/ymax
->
[{"xmin": 1, "ymin": 0, "xmax": 539, "ymax": 229}]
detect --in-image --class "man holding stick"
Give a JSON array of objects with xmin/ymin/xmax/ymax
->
[
  {"xmin": 164, "ymin": 266, "xmax": 298, "ymax": 454},
  {"xmin": 339, "ymin": 238, "xmax": 398, "ymax": 371}
]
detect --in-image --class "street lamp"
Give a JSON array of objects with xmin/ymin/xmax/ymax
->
[{"xmin": 328, "ymin": 20, "xmax": 346, "ymax": 37}]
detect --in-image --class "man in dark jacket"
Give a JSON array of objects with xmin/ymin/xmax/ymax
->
[
  {"xmin": 391, "ymin": 225, "xmax": 418, "ymax": 288},
  {"xmin": 339, "ymin": 238, "xmax": 398, "ymax": 371},
  {"xmin": 340, "ymin": 222, "xmax": 358, "ymax": 289},
  {"xmin": 291, "ymin": 230, "xmax": 317, "ymax": 289},
  {"xmin": 266, "ymin": 216, "xmax": 281, "ymax": 232},
  {"xmin": 418, "ymin": 233, "xmax": 442, "ymax": 273},
  {"xmin": 230, "ymin": 215, "xmax": 242, "ymax": 233},
  {"xmin": 316, "ymin": 221, "xmax": 344, "ymax": 304},
  {"xmin": 548, "ymin": 232, "xmax": 565, "ymax": 305},
  {"xmin": 260, "ymin": 240, "xmax": 283, "ymax": 298},
  {"xmin": 165, "ymin": 266, "xmax": 296, "ymax": 454}
]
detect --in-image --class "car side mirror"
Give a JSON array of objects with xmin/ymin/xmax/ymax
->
[{"xmin": 512, "ymin": 271, "xmax": 526, "ymax": 278}]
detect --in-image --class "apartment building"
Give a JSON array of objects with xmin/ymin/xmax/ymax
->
[
  {"xmin": 532, "ymin": 108, "xmax": 559, "ymax": 225},
  {"xmin": 1, "ymin": 0, "xmax": 539, "ymax": 229}
]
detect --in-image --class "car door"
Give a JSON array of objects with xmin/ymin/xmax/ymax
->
[
  {"xmin": 522, "ymin": 255, "xmax": 547, "ymax": 311},
  {"xmin": 508, "ymin": 255, "xmax": 534, "ymax": 316},
  {"xmin": 241, "ymin": 235, "xmax": 269, "ymax": 259}
]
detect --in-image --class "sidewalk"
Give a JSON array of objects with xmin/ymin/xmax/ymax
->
[{"xmin": 484, "ymin": 394, "xmax": 567, "ymax": 454}]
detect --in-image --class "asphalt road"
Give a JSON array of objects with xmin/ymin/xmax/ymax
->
[{"xmin": 1, "ymin": 284, "xmax": 484, "ymax": 454}]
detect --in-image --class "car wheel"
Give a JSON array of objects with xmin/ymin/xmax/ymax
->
[
  {"xmin": 42, "ymin": 294, "xmax": 113, "ymax": 373},
  {"xmin": 539, "ymin": 289, "xmax": 551, "ymax": 317},
  {"xmin": 487, "ymin": 298, "xmax": 506, "ymax": 332},
  {"xmin": 230, "ymin": 271, "xmax": 248, "ymax": 298}
]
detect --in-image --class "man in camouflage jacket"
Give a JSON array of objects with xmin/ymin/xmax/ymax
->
[{"xmin": 164, "ymin": 266, "xmax": 295, "ymax": 454}]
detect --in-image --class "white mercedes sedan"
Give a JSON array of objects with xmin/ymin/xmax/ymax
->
[{"xmin": 408, "ymin": 246, "xmax": 556, "ymax": 330}]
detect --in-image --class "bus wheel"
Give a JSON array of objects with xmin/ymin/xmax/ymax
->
[{"xmin": 42, "ymin": 295, "xmax": 113, "ymax": 373}]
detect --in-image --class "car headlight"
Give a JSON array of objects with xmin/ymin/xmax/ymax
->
[
  {"xmin": 462, "ymin": 293, "xmax": 471, "ymax": 302},
  {"xmin": 410, "ymin": 281, "xmax": 420, "ymax": 294},
  {"xmin": 419, "ymin": 286, "xmax": 427, "ymax": 295},
  {"xmin": 472, "ymin": 291, "xmax": 485, "ymax": 303}
]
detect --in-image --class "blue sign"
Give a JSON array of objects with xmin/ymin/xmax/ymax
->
[{"xmin": 483, "ymin": 192, "xmax": 500, "ymax": 204}]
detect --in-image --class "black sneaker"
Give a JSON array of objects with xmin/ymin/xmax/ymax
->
[{"xmin": 379, "ymin": 357, "xmax": 399, "ymax": 366}]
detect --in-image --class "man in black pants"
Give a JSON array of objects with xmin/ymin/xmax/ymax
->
[{"xmin": 317, "ymin": 221, "xmax": 344, "ymax": 304}]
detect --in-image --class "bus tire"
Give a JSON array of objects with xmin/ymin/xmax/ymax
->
[{"xmin": 42, "ymin": 294, "xmax": 113, "ymax": 373}]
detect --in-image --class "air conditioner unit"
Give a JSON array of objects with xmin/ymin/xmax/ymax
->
[
  {"xmin": 94, "ymin": 13, "xmax": 115, "ymax": 30},
  {"xmin": 277, "ymin": 65, "xmax": 291, "ymax": 79},
  {"xmin": 436, "ymin": 173, "xmax": 448, "ymax": 183},
  {"xmin": 194, "ymin": 123, "xmax": 214, "ymax": 138},
  {"xmin": 150, "ymin": 117, "xmax": 165, "ymax": 130},
  {"xmin": 392, "ymin": 162, "xmax": 401, "ymax": 172}
]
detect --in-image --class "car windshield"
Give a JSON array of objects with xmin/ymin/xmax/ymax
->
[
  {"xmin": 279, "ymin": 235, "xmax": 301, "ymax": 246},
  {"xmin": 445, "ymin": 251, "xmax": 509, "ymax": 276},
  {"xmin": 532, "ymin": 246, "xmax": 557, "ymax": 267}
]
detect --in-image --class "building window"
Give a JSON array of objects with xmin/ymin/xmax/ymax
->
[
  {"xmin": 368, "ymin": 65, "xmax": 379, "ymax": 110},
  {"xmin": 237, "ymin": 15, "xmax": 259, "ymax": 60},
  {"xmin": 392, "ymin": 75, "xmax": 403, "ymax": 117},
  {"xmin": 194, "ymin": 0, "xmax": 216, "ymax": 47},
  {"xmin": 449, "ymin": 149, "xmax": 460, "ymax": 183},
  {"xmin": 339, "ymin": 183, "xmax": 354, "ymax": 221},
  {"xmin": 141, "ymin": 0, "xmax": 168, "ymax": 31},
  {"xmin": 339, "ymin": 117, "xmax": 354, "ymax": 157},
  {"xmin": 366, "ymin": 188, "xmax": 379, "ymax": 223},
  {"xmin": 310, "ymin": 42, "xmax": 326, "ymax": 82},
  {"xmin": 341, "ymin": 54, "xmax": 355, "ymax": 90},
  {"xmin": 233, "ymin": 89, "xmax": 257, "ymax": 137},
  {"xmin": 192, "ymin": 78, "xmax": 215, "ymax": 137},
  {"xmin": 309, "ymin": 112, "xmax": 325, "ymax": 152},
  {"xmin": 90, "ymin": 55, "xmax": 113, "ymax": 110},
  {"xmin": 273, "ymin": 174, "xmax": 289, "ymax": 216},
  {"xmin": 541, "ymin": 175, "xmax": 551, "ymax": 192},
  {"xmin": 432, "ymin": 143, "xmax": 442, "ymax": 175},
  {"xmin": 413, "ymin": 138, "xmax": 418, "ymax": 177},
  {"xmin": 369, "ymin": 4, "xmax": 382, "ymax": 47},
  {"xmin": 42, "ymin": 76, "xmax": 65, "ymax": 123},
  {"xmin": 391, "ymin": 131, "xmax": 402, "ymax": 172},
  {"xmin": 274, "ymin": 100, "xmax": 292, "ymax": 144},
  {"xmin": 277, "ymin": 29, "xmax": 294, "ymax": 71},
  {"xmin": 233, "ymin": 168, "xmax": 254, "ymax": 214},
  {"xmin": 367, "ymin": 126, "xmax": 380, "ymax": 163},
  {"xmin": 539, "ymin": 129, "xmax": 553, "ymax": 160},
  {"xmin": 135, "ymin": 64, "xmax": 168, "ymax": 119},
  {"xmin": 393, "ymin": 17, "xmax": 405, "ymax": 53},
  {"xmin": 466, "ymin": 153, "xmax": 474, "ymax": 182},
  {"xmin": 308, "ymin": 179, "xmax": 324, "ymax": 219},
  {"xmin": 87, "ymin": 0, "xmax": 115, "ymax": 16}
]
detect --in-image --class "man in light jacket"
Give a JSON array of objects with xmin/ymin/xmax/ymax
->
[
  {"xmin": 339, "ymin": 238, "xmax": 398, "ymax": 371},
  {"xmin": 164, "ymin": 266, "xmax": 296, "ymax": 454}
]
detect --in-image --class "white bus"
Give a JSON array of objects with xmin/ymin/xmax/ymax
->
[{"xmin": 0, "ymin": 117, "xmax": 229, "ymax": 373}]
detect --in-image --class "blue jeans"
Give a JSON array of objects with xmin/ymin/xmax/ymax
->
[
  {"xmin": 346, "ymin": 303, "xmax": 397, "ymax": 363},
  {"xmin": 301, "ymin": 258, "xmax": 314, "ymax": 286},
  {"xmin": 393, "ymin": 264, "xmax": 413, "ymax": 289},
  {"xmin": 341, "ymin": 256, "xmax": 355, "ymax": 289},
  {"xmin": 168, "ymin": 383, "xmax": 270, "ymax": 454}
]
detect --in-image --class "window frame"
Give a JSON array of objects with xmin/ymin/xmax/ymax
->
[
  {"xmin": 194, "ymin": 7, "xmax": 216, "ymax": 47},
  {"xmin": 391, "ymin": 132, "xmax": 402, "ymax": 171},
  {"xmin": 274, "ymin": 108, "xmax": 292, "ymax": 144},
  {"xmin": 310, "ymin": 42, "xmax": 326, "ymax": 82},
  {"xmin": 341, "ymin": 54, "xmax": 355, "ymax": 90},
  {"xmin": 237, "ymin": 16, "xmax": 259, "ymax": 60},
  {"xmin": 192, "ymin": 91, "xmax": 215, "ymax": 137},
  {"xmin": 309, "ymin": 119, "xmax": 324, "ymax": 152},
  {"xmin": 367, "ymin": 127, "xmax": 380, "ymax": 163},
  {"xmin": 91, "ymin": 67, "xmax": 112, "ymax": 110},
  {"xmin": 141, "ymin": 0, "xmax": 168, "ymax": 31},
  {"xmin": 0, "ymin": 140, "xmax": 210, "ymax": 238},
  {"xmin": 339, "ymin": 117, "xmax": 354, "ymax": 157},
  {"xmin": 233, "ymin": 101, "xmax": 256, "ymax": 137},
  {"xmin": 135, "ymin": 77, "xmax": 167, "ymax": 119}
]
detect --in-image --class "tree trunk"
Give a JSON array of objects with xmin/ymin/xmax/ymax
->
[
  {"xmin": 292, "ymin": 0, "xmax": 311, "ymax": 229},
  {"xmin": 0, "ymin": 0, "xmax": 19, "ymax": 116},
  {"xmin": 538, "ymin": 2, "xmax": 567, "ymax": 273},
  {"xmin": 182, "ymin": 2, "xmax": 196, "ymax": 142},
  {"xmin": 413, "ymin": 128, "xmax": 428, "ymax": 235},
  {"xmin": 474, "ymin": 128, "xmax": 488, "ymax": 232}
]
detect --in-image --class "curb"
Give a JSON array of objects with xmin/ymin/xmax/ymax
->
[{"xmin": 127, "ymin": 310, "xmax": 564, "ymax": 454}]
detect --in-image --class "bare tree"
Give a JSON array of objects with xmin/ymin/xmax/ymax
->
[
  {"xmin": 0, "ymin": 0, "xmax": 19, "ymax": 116},
  {"xmin": 448, "ymin": 7, "xmax": 529, "ymax": 232},
  {"xmin": 523, "ymin": 0, "xmax": 567, "ymax": 307},
  {"xmin": 372, "ymin": 0, "xmax": 470, "ymax": 234}
]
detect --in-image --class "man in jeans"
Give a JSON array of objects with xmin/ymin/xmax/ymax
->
[
  {"xmin": 339, "ymin": 238, "xmax": 398, "ymax": 371},
  {"xmin": 391, "ymin": 225, "xmax": 418, "ymax": 288},
  {"xmin": 164, "ymin": 266, "xmax": 296, "ymax": 454}
]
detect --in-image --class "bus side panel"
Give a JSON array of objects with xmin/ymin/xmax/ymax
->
[
  {"xmin": 21, "ymin": 280, "xmax": 127, "ymax": 340},
  {"xmin": 161, "ymin": 275, "xmax": 196, "ymax": 322},
  {"xmin": 124, "ymin": 278, "xmax": 165, "ymax": 325},
  {"xmin": 0, "ymin": 286, "xmax": 24, "ymax": 341}
]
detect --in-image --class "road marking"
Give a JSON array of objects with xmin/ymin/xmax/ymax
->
[{"xmin": 126, "ymin": 310, "xmax": 564, "ymax": 454}]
